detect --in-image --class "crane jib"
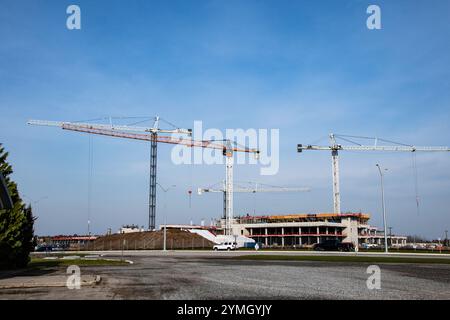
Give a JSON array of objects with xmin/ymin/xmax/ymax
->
[
  {"xmin": 297, "ymin": 143, "xmax": 450, "ymax": 152},
  {"xmin": 61, "ymin": 123, "xmax": 260, "ymax": 154}
]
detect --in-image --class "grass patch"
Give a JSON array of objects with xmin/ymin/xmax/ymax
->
[
  {"xmin": 29, "ymin": 258, "xmax": 129, "ymax": 269},
  {"xmin": 235, "ymin": 255, "xmax": 450, "ymax": 264},
  {"xmin": 359, "ymin": 249, "xmax": 450, "ymax": 254}
]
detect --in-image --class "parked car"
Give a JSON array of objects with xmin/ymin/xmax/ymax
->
[
  {"xmin": 51, "ymin": 245, "xmax": 65, "ymax": 252},
  {"xmin": 34, "ymin": 245, "xmax": 53, "ymax": 252},
  {"xmin": 361, "ymin": 243, "xmax": 379, "ymax": 249},
  {"xmin": 313, "ymin": 240, "xmax": 355, "ymax": 252},
  {"xmin": 213, "ymin": 242, "xmax": 237, "ymax": 251}
]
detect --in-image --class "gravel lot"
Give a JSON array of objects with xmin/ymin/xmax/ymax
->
[{"xmin": 1, "ymin": 252, "xmax": 449, "ymax": 299}]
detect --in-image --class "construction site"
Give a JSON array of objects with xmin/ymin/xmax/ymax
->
[
  {"xmin": 27, "ymin": 118, "xmax": 447, "ymax": 253},
  {"xmin": 1, "ymin": 2, "xmax": 450, "ymax": 305}
]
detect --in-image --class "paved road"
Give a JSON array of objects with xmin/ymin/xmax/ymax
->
[
  {"xmin": 1, "ymin": 251, "xmax": 450, "ymax": 299},
  {"xmin": 32, "ymin": 249, "xmax": 450, "ymax": 260}
]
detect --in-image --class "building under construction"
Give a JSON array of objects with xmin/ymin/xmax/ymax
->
[{"xmin": 224, "ymin": 213, "xmax": 406, "ymax": 248}]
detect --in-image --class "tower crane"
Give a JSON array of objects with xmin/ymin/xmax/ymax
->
[
  {"xmin": 29, "ymin": 117, "xmax": 191, "ymax": 231},
  {"xmin": 28, "ymin": 118, "xmax": 259, "ymax": 235},
  {"xmin": 297, "ymin": 133, "xmax": 450, "ymax": 214},
  {"xmin": 198, "ymin": 181, "xmax": 311, "ymax": 219}
]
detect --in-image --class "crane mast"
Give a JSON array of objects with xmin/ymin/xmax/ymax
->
[
  {"xmin": 149, "ymin": 131, "xmax": 157, "ymax": 230},
  {"xmin": 148, "ymin": 116, "xmax": 160, "ymax": 231},
  {"xmin": 297, "ymin": 133, "xmax": 450, "ymax": 214},
  {"xmin": 330, "ymin": 134, "xmax": 341, "ymax": 214},
  {"xmin": 225, "ymin": 149, "xmax": 233, "ymax": 236}
]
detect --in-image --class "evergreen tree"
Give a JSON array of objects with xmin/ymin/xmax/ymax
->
[{"xmin": 0, "ymin": 144, "xmax": 35, "ymax": 269}]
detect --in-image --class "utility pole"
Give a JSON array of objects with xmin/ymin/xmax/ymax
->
[
  {"xmin": 163, "ymin": 214, "xmax": 167, "ymax": 252},
  {"xmin": 376, "ymin": 164, "xmax": 389, "ymax": 253},
  {"xmin": 389, "ymin": 226, "xmax": 393, "ymax": 247},
  {"xmin": 157, "ymin": 183, "xmax": 176, "ymax": 252},
  {"xmin": 445, "ymin": 230, "xmax": 448, "ymax": 247}
]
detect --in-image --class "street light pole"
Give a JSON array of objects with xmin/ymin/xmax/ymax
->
[
  {"xmin": 388, "ymin": 226, "xmax": 393, "ymax": 247},
  {"xmin": 157, "ymin": 183, "xmax": 176, "ymax": 252},
  {"xmin": 445, "ymin": 230, "xmax": 448, "ymax": 247},
  {"xmin": 376, "ymin": 164, "xmax": 389, "ymax": 253},
  {"xmin": 163, "ymin": 214, "xmax": 167, "ymax": 251}
]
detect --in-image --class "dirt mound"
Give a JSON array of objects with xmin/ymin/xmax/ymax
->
[{"xmin": 85, "ymin": 229, "xmax": 213, "ymax": 251}]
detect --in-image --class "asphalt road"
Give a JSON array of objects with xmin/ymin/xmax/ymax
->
[
  {"xmin": 1, "ymin": 251, "xmax": 449, "ymax": 299},
  {"xmin": 80, "ymin": 249, "xmax": 450, "ymax": 259}
]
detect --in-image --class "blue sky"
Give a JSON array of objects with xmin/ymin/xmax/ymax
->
[{"xmin": 1, "ymin": 0, "xmax": 449, "ymax": 239}]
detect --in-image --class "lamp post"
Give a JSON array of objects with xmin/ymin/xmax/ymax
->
[
  {"xmin": 157, "ymin": 183, "xmax": 176, "ymax": 252},
  {"xmin": 389, "ymin": 226, "xmax": 393, "ymax": 247},
  {"xmin": 445, "ymin": 230, "xmax": 448, "ymax": 247},
  {"xmin": 376, "ymin": 164, "xmax": 389, "ymax": 253}
]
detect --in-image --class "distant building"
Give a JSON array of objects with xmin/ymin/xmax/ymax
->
[
  {"xmin": 159, "ymin": 224, "xmax": 213, "ymax": 231},
  {"xmin": 361, "ymin": 228, "xmax": 407, "ymax": 247},
  {"xmin": 37, "ymin": 235, "xmax": 98, "ymax": 249},
  {"xmin": 119, "ymin": 224, "xmax": 144, "ymax": 234}
]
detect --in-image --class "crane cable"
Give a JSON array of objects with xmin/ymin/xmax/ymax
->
[
  {"xmin": 334, "ymin": 134, "xmax": 422, "ymax": 214},
  {"xmin": 412, "ymin": 152, "xmax": 420, "ymax": 215},
  {"xmin": 188, "ymin": 153, "xmax": 193, "ymax": 209},
  {"xmin": 87, "ymin": 135, "xmax": 93, "ymax": 235}
]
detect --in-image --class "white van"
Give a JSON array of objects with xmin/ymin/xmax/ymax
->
[{"xmin": 213, "ymin": 242, "xmax": 237, "ymax": 251}]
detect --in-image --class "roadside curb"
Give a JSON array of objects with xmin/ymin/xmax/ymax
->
[{"xmin": 0, "ymin": 275, "xmax": 102, "ymax": 289}]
